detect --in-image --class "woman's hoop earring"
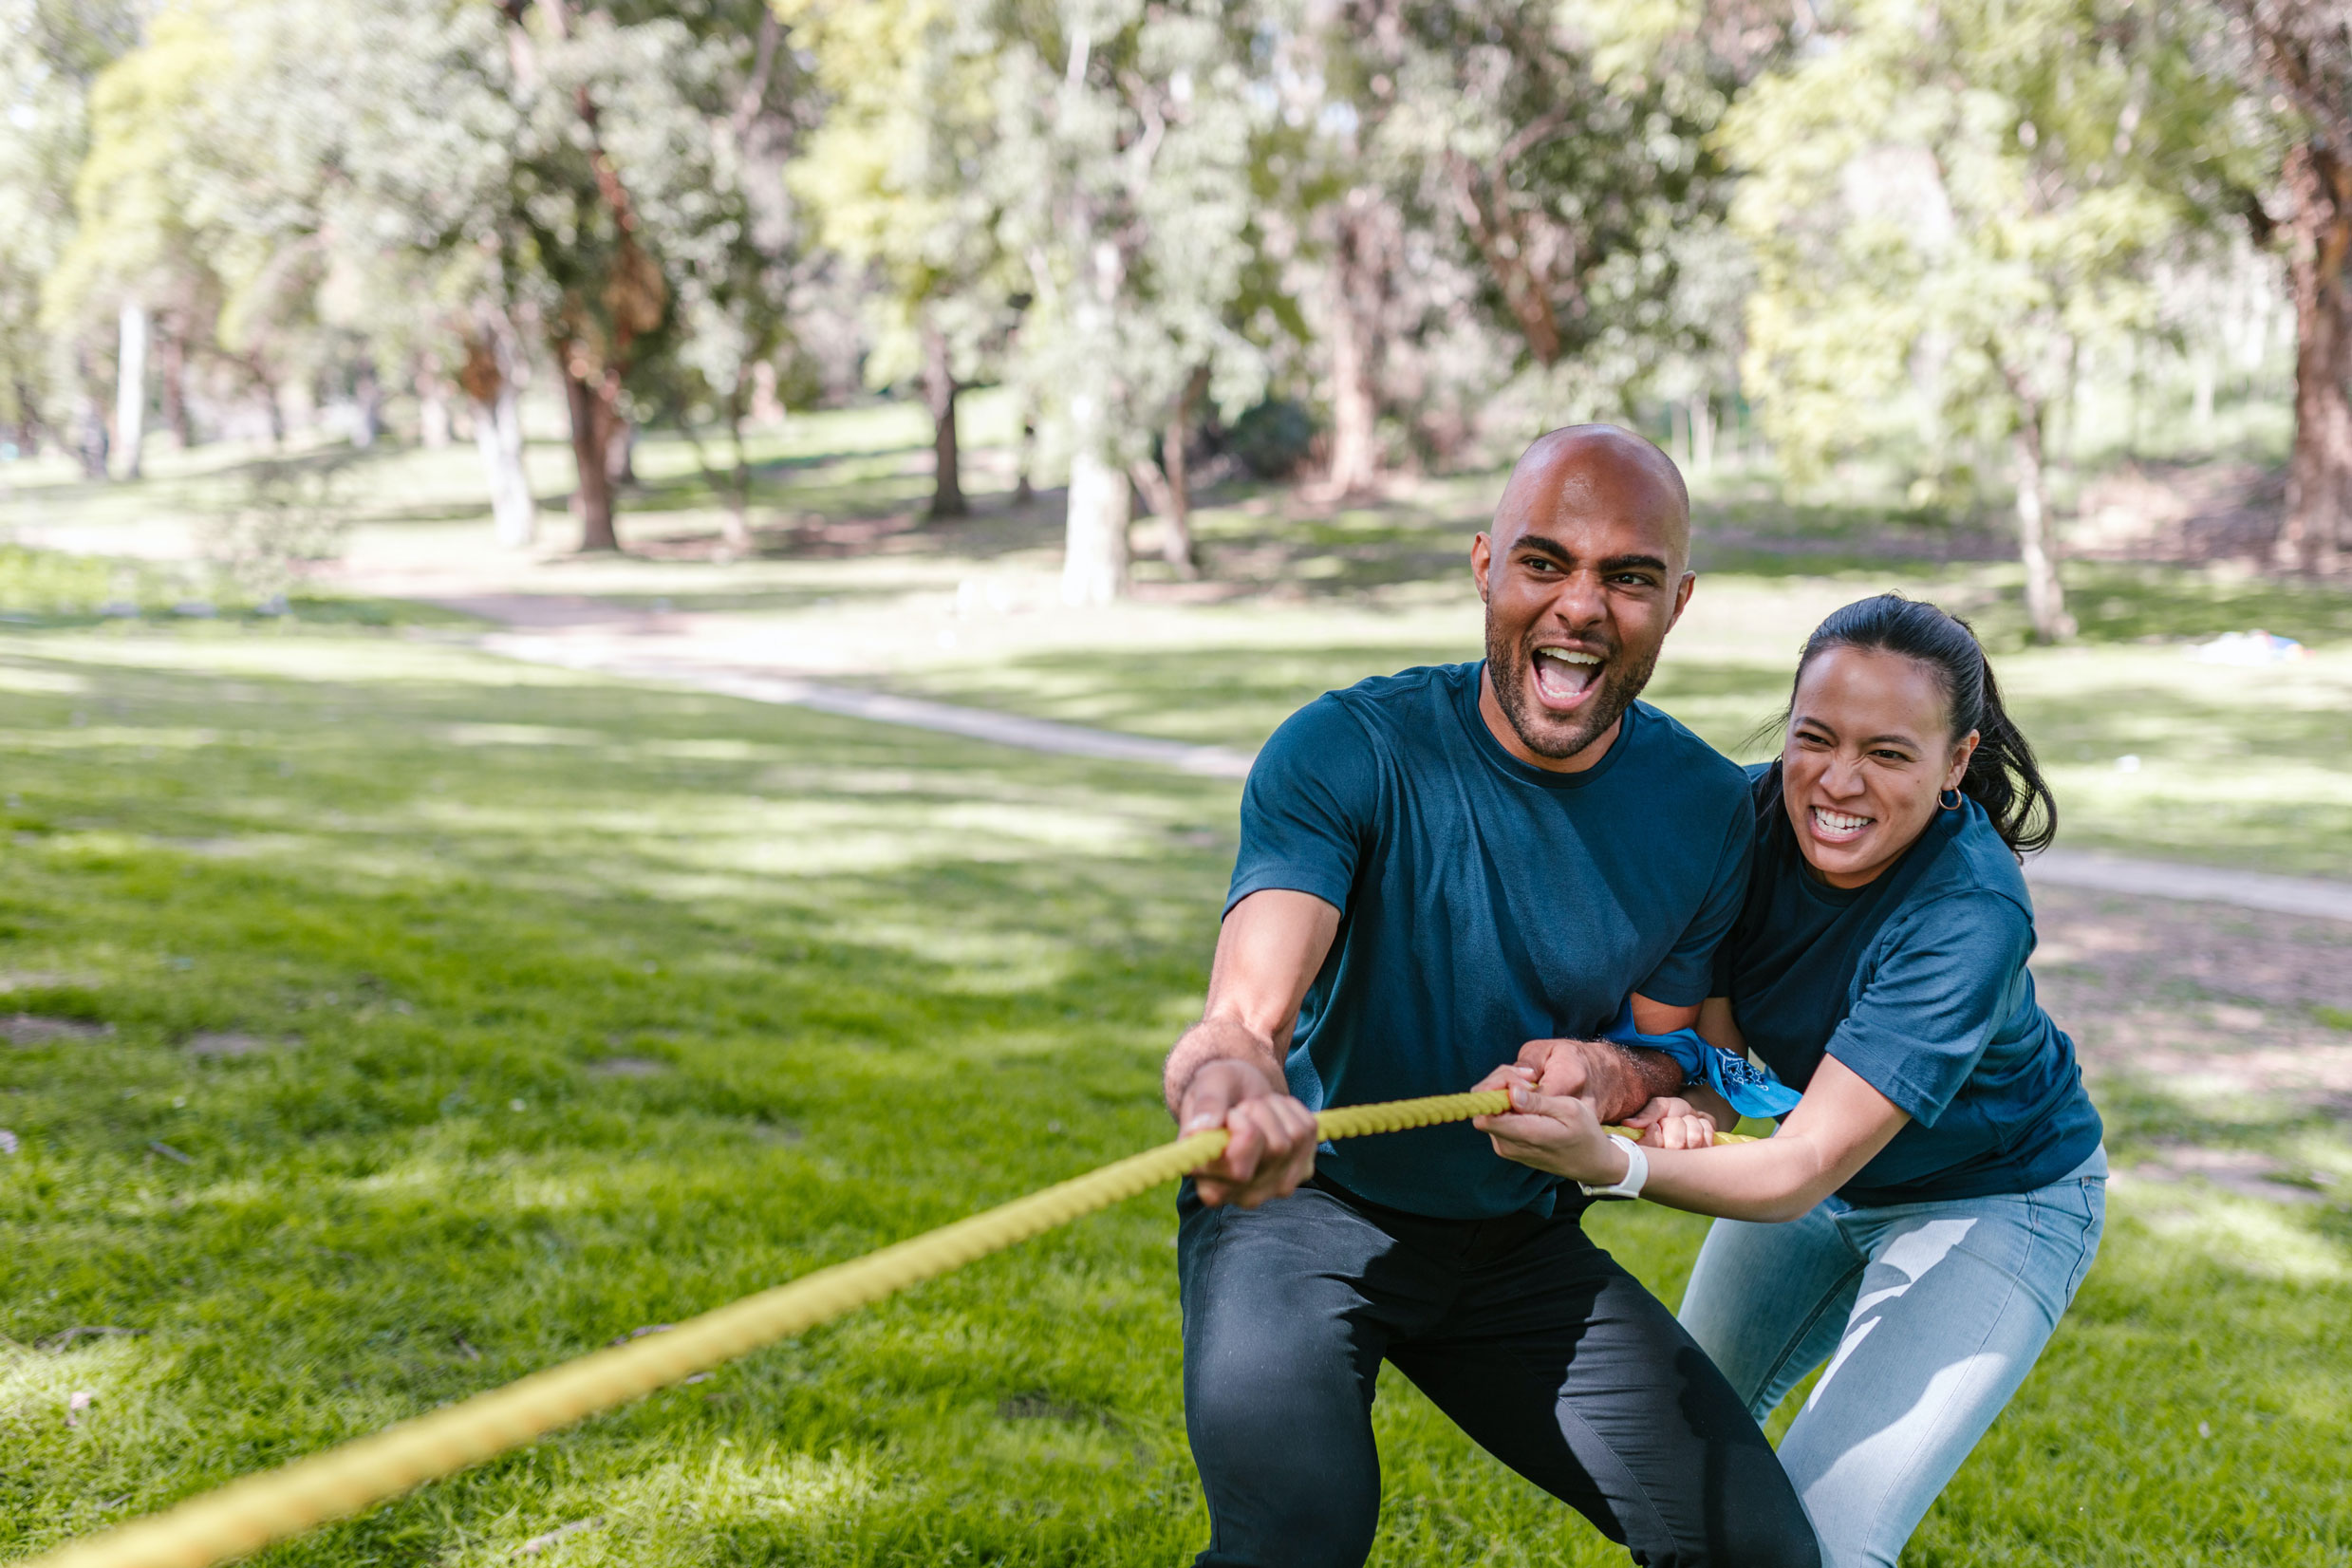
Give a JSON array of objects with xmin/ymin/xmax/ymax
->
[{"xmin": 1938, "ymin": 788, "xmax": 1963, "ymax": 811}]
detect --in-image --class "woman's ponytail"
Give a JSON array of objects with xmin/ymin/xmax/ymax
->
[{"xmin": 1789, "ymin": 594, "xmax": 2059, "ymax": 856}]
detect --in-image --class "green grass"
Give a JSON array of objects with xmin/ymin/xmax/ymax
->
[{"xmin": 2, "ymin": 624, "xmax": 2348, "ymax": 1565}]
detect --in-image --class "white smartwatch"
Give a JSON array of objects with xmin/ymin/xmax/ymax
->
[{"xmin": 1577, "ymin": 1134, "xmax": 1649, "ymax": 1200}]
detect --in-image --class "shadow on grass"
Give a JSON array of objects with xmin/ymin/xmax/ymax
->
[
  {"xmin": 0, "ymin": 630, "xmax": 1238, "ymax": 1563},
  {"xmin": 0, "ymin": 626, "xmax": 2346, "ymax": 1565}
]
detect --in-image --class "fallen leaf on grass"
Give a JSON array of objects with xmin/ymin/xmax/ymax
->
[
  {"xmin": 0, "ymin": 1129, "xmax": 17, "ymax": 1154},
  {"xmin": 65, "ymin": 1390, "xmax": 94, "ymax": 1428},
  {"xmin": 148, "ymin": 1141, "xmax": 194, "ymax": 1165},
  {"xmin": 513, "ymin": 1517, "xmax": 604, "ymax": 1558}
]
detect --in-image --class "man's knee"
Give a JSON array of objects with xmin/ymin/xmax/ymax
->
[
  {"xmin": 1187, "ymin": 1440, "xmax": 1380, "ymax": 1568},
  {"xmin": 1179, "ymin": 1191, "xmax": 1391, "ymax": 1567}
]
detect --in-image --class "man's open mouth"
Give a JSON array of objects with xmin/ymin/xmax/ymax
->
[
  {"xmin": 1807, "ymin": 805, "xmax": 1875, "ymax": 845},
  {"xmin": 1530, "ymin": 644, "xmax": 1604, "ymax": 709}
]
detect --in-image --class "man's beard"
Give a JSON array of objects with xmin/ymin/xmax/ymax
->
[{"xmin": 1484, "ymin": 608, "xmax": 1660, "ymax": 761}]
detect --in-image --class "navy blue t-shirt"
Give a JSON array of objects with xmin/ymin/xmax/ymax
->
[
  {"xmin": 1227, "ymin": 662, "xmax": 1754, "ymax": 1220},
  {"xmin": 1716, "ymin": 763, "xmax": 2102, "ymax": 1205}
]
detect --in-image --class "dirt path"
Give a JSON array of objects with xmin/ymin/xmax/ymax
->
[{"xmin": 2033, "ymin": 884, "xmax": 2352, "ymax": 1201}]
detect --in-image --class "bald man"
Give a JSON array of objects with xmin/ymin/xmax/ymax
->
[{"xmin": 1163, "ymin": 426, "xmax": 1819, "ymax": 1567}]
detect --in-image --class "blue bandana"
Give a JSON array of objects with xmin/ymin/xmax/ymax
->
[{"xmin": 1599, "ymin": 999, "xmax": 1803, "ymax": 1121}]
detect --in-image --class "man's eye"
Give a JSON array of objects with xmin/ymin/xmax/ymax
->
[{"xmin": 1610, "ymin": 573, "xmax": 1655, "ymax": 588}]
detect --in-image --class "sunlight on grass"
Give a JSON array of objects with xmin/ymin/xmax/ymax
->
[
  {"xmin": 2129, "ymin": 1190, "xmax": 2351, "ymax": 1285},
  {"xmin": 2, "ymin": 552, "xmax": 2348, "ymax": 1562}
]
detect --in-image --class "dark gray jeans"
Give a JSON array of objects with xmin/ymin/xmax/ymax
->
[{"xmin": 1177, "ymin": 1175, "xmax": 1820, "ymax": 1568}]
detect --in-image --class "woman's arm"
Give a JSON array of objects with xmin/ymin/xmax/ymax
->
[{"xmin": 1473, "ymin": 1053, "xmax": 1911, "ymax": 1223}]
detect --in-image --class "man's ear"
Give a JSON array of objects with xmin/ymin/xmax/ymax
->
[
  {"xmin": 1666, "ymin": 570, "xmax": 1695, "ymax": 631},
  {"xmin": 1471, "ymin": 532, "xmax": 1492, "ymax": 602}
]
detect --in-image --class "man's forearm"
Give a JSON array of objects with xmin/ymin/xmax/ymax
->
[
  {"xmin": 1604, "ymin": 1044, "xmax": 1687, "ymax": 1125},
  {"xmin": 1163, "ymin": 1016, "xmax": 1285, "ymax": 1117}
]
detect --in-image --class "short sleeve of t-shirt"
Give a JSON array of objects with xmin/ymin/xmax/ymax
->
[
  {"xmin": 1225, "ymin": 694, "xmax": 1382, "ymax": 918},
  {"xmin": 1637, "ymin": 792, "xmax": 1754, "ymax": 1006},
  {"xmin": 1824, "ymin": 888, "xmax": 2031, "ymax": 1126}
]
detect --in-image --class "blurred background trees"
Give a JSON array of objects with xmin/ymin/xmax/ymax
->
[{"xmin": 1, "ymin": 0, "xmax": 2347, "ymax": 608}]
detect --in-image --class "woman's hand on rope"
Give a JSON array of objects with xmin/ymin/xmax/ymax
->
[
  {"xmin": 1177, "ymin": 1057, "xmax": 1320, "ymax": 1209},
  {"xmin": 1622, "ymin": 1096, "xmax": 1719, "ymax": 1150},
  {"xmin": 1469, "ymin": 1066, "xmax": 1625, "ymax": 1186}
]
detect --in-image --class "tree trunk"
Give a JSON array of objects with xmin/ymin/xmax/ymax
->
[
  {"xmin": 159, "ymin": 321, "xmax": 195, "ymax": 449},
  {"xmin": 1129, "ymin": 364, "xmax": 1206, "ymax": 577},
  {"xmin": 1063, "ymin": 444, "xmax": 1130, "ymax": 606},
  {"xmin": 606, "ymin": 416, "xmax": 635, "ymax": 487},
  {"xmin": 2277, "ymin": 140, "xmax": 2352, "ymax": 575},
  {"xmin": 418, "ymin": 361, "xmax": 453, "ymax": 449},
  {"xmin": 459, "ymin": 326, "xmax": 537, "ymax": 548},
  {"xmin": 472, "ymin": 383, "xmax": 536, "ymax": 551},
  {"xmin": 74, "ymin": 391, "xmax": 108, "ymax": 478},
  {"xmin": 114, "ymin": 299, "xmax": 147, "ymax": 481},
  {"xmin": 352, "ymin": 361, "xmax": 382, "ymax": 449},
  {"xmin": 258, "ymin": 368, "xmax": 286, "ymax": 448},
  {"xmin": 1689, "ymin": 394, "xmax": 1714, "ymax": 473},
  {"xmin": 1014, "ymin": 403, "xmax": 1036, "ymax": 505},
  {"xmin": 724, "ymin": 413, "xmax": 754, "ymax": 556},
  {"xmin": 2012, "ymin": 407, "xmax": 2074, "ymax": 642},
  {"xmin": 1324, "ymin": 191, "xmax": 1388, "ymax": 497},
  {"xmin": 749, "ymin": 358, "xmax": 785, "ymax": 426},
  {"xmin": 561, "ymin": 357, "xmax": 623, "ymax": 552},
  {"xmin": 922, "ymin": 321, "xmax": 965, "ymax": 519}
]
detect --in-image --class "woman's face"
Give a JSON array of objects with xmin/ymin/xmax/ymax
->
[{"xmin": 1782, "ymin": 646, "xmax": 1977, "ymax": 889}]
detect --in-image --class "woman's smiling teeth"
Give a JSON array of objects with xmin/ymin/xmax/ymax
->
[
  {"xmin": 1809, "ymin": 805, "xmax": 1875, "ymax": 844},
  {"xmin": 1532, "ymin": 645, "xmax": 1602, "ymax": 703}
]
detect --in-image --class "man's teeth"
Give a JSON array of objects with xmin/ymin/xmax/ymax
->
[
  {"xmin": 1536, "ymin": 648, "xmax": 1600, "ymax": 665},
  {"xmin": 1812, "ymin": 807, "xmax": 1873, "ymax": 834}
]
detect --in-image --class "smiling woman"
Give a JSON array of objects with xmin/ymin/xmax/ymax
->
[{"xmin": 1478, "ymin": 593, "xmax": 2106, "ymax": 1568}]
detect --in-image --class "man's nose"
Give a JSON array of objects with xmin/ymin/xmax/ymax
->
[{"xmin": 1547, "ymin": 569, "xmax": 1608, "ymax": 629}]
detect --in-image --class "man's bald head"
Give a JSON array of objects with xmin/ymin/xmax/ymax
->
[
  {"xmin": 1493, "ymin": 424, "xmax": 1690, "ymax": 572},
  {"xmin": 1469, "ymin": 424, "xmax": 1698, "ymax": 771}
]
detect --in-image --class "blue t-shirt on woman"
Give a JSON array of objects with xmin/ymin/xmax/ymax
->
[
  {"xmin": 1230, "ymin": 663, "xmax": 1754, "ymax": 1220},
  {"xmin": 1715, "ymin": 762, "xmax": 2101, "ymax": 1206}
]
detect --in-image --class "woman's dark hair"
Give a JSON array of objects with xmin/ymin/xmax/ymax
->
[{"xmin": 1783, "ymin": 593, "xmax": 2058, "ymax": 855}]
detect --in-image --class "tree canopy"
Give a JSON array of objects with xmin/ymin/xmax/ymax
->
[{"xmin": 1, "ymin": 0, "xmax": 2343, "ymax": 593}]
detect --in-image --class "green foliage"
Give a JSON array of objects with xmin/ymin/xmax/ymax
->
[
  {"xmin": 786, "ymin": 0, "xmax": 1014, "ymax": 390},
  {"xmin": 0, "ymin": 542, "xmax": 149, "ymax": 614},
  {"xmin": 1723, "ymin": 0, "xmax": 2258, "ymax": 491},
  {"xmin": 1226, "ymin": 397, "xmax": 1316, "ymax": 477},
  {"xmin": 988, "ymin": 0, "xmax": 1271, "ymax": 466}
]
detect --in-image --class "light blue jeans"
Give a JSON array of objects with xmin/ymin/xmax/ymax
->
[{"xmin": 1677, "ymin": 1148, "xmax": 2106, "ymax": 1568}]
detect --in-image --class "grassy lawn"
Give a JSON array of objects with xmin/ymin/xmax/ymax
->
[{"xmin": 2, "ymin": 624, "xmax": 2347, "ymax": 1566}]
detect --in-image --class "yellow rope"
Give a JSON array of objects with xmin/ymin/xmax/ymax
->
[{"xmin": 18, "ymin": 1089, "xmax": 1748, "ymax": 1568}]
